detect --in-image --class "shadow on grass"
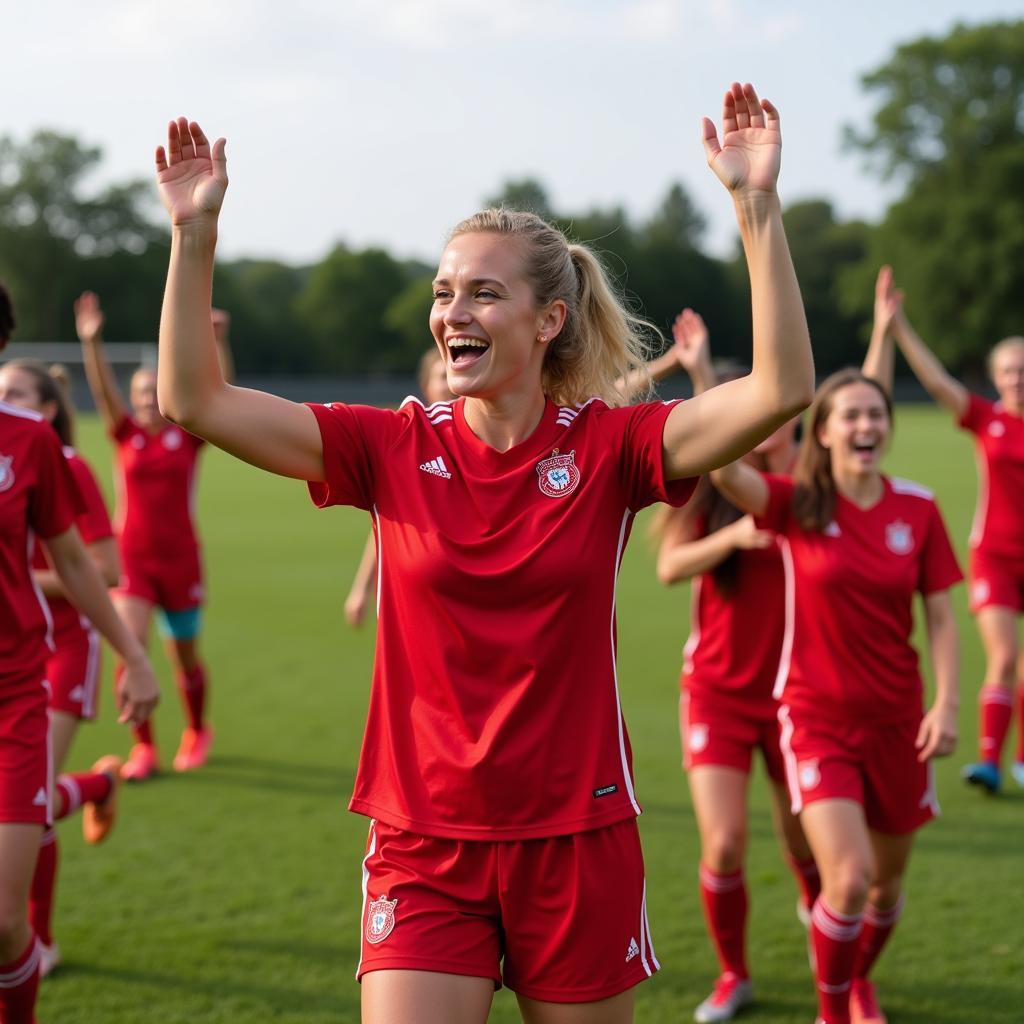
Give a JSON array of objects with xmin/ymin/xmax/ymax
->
[{"xmin": 170, "ymin": 754, "xmax": 355, "ymax": 798}]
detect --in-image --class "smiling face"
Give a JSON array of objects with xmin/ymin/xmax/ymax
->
[
  {"xmin": 817, "ymin": 380, "xmax": 891, "ymax": 478},
  {"xmin": 0, "ymin": 365, "xmax": 51, "ymax": 419},
  {"xmin": 429, "ymin": 232, "xmax": 565, "ymax": 403},
  {"xmin": 990, "ymin": 339, "xmax": 1024, "ymax": 414}
]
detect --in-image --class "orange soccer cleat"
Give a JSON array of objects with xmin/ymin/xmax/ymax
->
[
  {"xmin": 82, "ymin": 755, "xmax": 124, "ymax": 844},
  {"xmin": 121, "ymin": 742, "xmax": 159, "ymax": 782},
  {"xmin": 849, "ymin": 978, "xmax": 887, "ymax": 1024},
  {"xmin": 173, "ymin": 726, "xmax": 214, "ymax": 772}
]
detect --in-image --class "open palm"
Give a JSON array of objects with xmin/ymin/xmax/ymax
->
[
  {"xmin": 155, "ymin": 117, "xmax": 228, "ymax": 226},
  {"xmin": 702, "ymin": 82, "xmax": 781, "ymax": 196}
]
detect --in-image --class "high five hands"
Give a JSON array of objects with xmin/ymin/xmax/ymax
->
[
  {"xmin": 155, "ymin": 118, "xmax": 228, "ymax": 227},
  {"xmin": 702, "ymin": 82, "xmax": 781, "ymax": 197}
]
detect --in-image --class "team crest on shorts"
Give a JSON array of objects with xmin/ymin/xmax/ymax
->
[
  {"xmin": 0, "ymin": 454, "xmax": 14, "ymax": 493},
  {"xmin": 688, "ymin": 723, "xmax": 710, "ymax": 753},
  {"xmin": 797, "ymin": 759, "xmax": 821, "ymax": 791},
  {"xmin": 885, "ymin": 519, "xmax": 914, "ymax": 555},
  {"xmin": 536, "ymin": 449, "xmax": 580, "ymax": 498},
  {"xmin": 365, "ymin": 895, "xmax": 398, "ymax": 944}
]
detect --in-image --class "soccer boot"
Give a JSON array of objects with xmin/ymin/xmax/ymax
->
[
  {"xmin": 173, "ymin": 726, "xmax": 214, "ymax": 772},
  {"xmin": 849, "ymin": 977, "xmax": 887, "ymax": 1023},
  {"xmin": 121, "ymin": 742, "xmax": 159, "ymax": 782},
  {"xmin": 694, "ymin": 972, "xmax": 753, "ymax": 1022},
  {"xmin": 961, "ymin": 761, "xmax": 1001, "ymax": 793},
  {"xmin": 83, "ymin": 755, "xmax": 124, "ymax": 844}
]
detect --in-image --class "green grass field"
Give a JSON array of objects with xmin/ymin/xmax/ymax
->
[{"xmin": 38, "ymin": 407, "xmax": 1022, "ymax": 1023}]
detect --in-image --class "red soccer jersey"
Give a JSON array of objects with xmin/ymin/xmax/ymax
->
[
  {"xmin": 959, "ymin": 394, "xmax": 1024, "ymax": 560},
  {"xmin": 682, "ymin": 527, "xmax": 786, "ymax": 720},
  {"xmin": 0, "ymin": 402, "xmax": 84, "ymax": 679},
  {"xmin": 112, "ymin": 415, "xmax": 204, "ymax": 558},
  {"xmin": 757, "ymin": 474, "xmax": 962, "ymax": 724},
  {"xmin": 32, "ymin": 449, "xmax": 114, "ymax": 643},
  {"xmin": 308, "ymin": 396, "xmax": 695, "ymax": 840}
]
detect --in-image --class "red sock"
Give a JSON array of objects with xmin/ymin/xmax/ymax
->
[
  {"xmin": 177, "ymin": 664, "xmax": 207, "ymax": 731},
  {"xmin": 853, "ymin": 896, "xmax": 903, "ymax": 980},
  {"xmin": 979, "ymin": 685, "xmax": 1013, "ymax": 766},
  {"xmin": 811, "ymin": 899, "xmax": 863, "ymax": 1024},
  {"xmin": 1016, "ymin": 683, "xmax": 1024, "ymax": 764},
  {"xmin": 699, "ymin": 864, "xmax": 748, "ymax": 979},
  {"xmin": 29, "ymin": 830, "xmax": 58, "ymax": 947},
  {"xmin": 54, "ymin": 772, "xmax": 113, "ymax": 820},
  {"xmin": 786, "ymin": 853, "xmax": 821, "ymax": 914},
  {"xmin": 0, "ymin": 937, "xmax": 40, "ymax": 1024}
]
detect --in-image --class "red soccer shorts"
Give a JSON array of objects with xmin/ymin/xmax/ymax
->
[
  {"xmin": 968, "ymin": 550, "xmax": 1024, "ymax": 614},
  {"xmin": 116, "ymin": 548, "xmax": 204, "ymax": 613},
  {"xmin": 46, "ymin": 627, "xmax": 101, "ymax": 720},
  {"xmin": 681, "ymin": 690, "xmax": 786, "ymax": 783},
  {"xmin": 357, "ymin": 817, "xmax": 659, "ymax": 1002},
  {"xmin": 777, "ymin": 705, "xmax": 937, "ymax": 834},
  {"xmin": 0, "ymin": 669, "xmax": 52, "ymax": 825}
]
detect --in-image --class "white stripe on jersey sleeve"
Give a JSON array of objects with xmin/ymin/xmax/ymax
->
[{"xmin": 889, "ymin": 477, "xmax": 935, "ymax": 500}]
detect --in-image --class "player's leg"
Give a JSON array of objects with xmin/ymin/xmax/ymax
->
[
  {"xmin": 114, "ymin": 593, "xmax": 159, "ymax": 780},
  {"xmin": 362, "ymin": 970, "xmax": 493, "ymax": 1024},
  {"xmin": 846, "ymin": 831, "xmax": 914, "ymax": 1024},
  {"xmin": 0, "ymin": 823, "xmax": 43, "ymax": 1023},
  {"xmin": 162, "ymin": 620, "xmax": 213, "ymax": 771},
  {"xmin": 965, "ymin": 605, "xmax": 1018, "ymax": 792},
  {"xmin": 800, "ymin": 800, "xmax": 872, "ymax": 1024},
  {"xmin": 688, "ymin": 765, "xmax": 754, "ymax": 1021},
  {"xmin": 1015, "ymin": 634, "xmax": 1024, "ymax": 787},
  {"xmin": 517, "ymin": 988, "xmax": 634, "ymax": 1024}
]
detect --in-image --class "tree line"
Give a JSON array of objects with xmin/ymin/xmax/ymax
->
[{"xmin": 2, "ymin": 19, "xmax": 1021, "ymax": 381}]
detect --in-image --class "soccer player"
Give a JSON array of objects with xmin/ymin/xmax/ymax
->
[
  {"xmin": 0, "ymin": 283, "xmax": 159, "ymax": 1024},
  {"xmin": 153, "ymin": 81, "xmax": 814, "ymax": 1023},
  {"xmin": 75, "ymin": 294, "xmax": 231, "ymax": 779},
  {"xmin": 711, "ymin": 314, "xmax": 961, "ymax": 1023},
  {"xmin": 887, "ymin": 282, "xmax": 1024, "ymax": 793},
  {"xmin": 0, "ymin": 359, "xmax": 129, "ymax": 977},
  {"xmin": 660, "ymin": 283, "xmax": 901, "ymax": 1023}
]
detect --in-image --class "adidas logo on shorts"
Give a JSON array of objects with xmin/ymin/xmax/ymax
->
[
  {"xmin": 419, "ymin": 456, "xmax": 452, "ymax": 480},
  {"xmin": 625, "ymin": 937, "xmax": 640, "ymax": 962}
]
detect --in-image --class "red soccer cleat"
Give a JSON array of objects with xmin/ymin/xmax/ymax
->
[
  {"xmin": 694, "ymin": 972, "xmax": 754, "ymax": 1022},
  {"xmin": 849, "ymin": 978, "xmax": 887, "ymax": 1024},
  {"xmin": 82, "ymin": 755, "xmax": 123, "ymax": 844},
  {"xmin": 173, "ymin": 726, "xmax": 214, "ymax": 772},
  {"xmin": 121, "ymin": 742, "xmax": 159, "ymax": 782}
]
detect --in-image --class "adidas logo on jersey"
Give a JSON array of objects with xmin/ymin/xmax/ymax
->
[
  {"xmin": 419, "ymin": 456, "xmax": 452, "ymax": 480},
  {"xmin": 625, "ymin": 937, "xmax": 640, "ymax": 962},
  {"xmin": 33, "ymin": 788, "xmax": 48, "ymax": 807}
]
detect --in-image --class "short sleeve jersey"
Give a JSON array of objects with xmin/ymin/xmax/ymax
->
[
  {"xmin": 32, "ymin": 449, "xmax": 114, "ymax": 643},
  {"xmin": 308, "ymin": 396, "xmax": 696, "ymax": 840},
  {"xmin": 113, "ymin": 415, "xmax": 204, "ymax": 558},
  {"xmin": 959, "ymin": 394, "xmax": 1024, "ymax": 560},
  {"xmin": 0, "ymin": 402, "xmax": 84, "ymax": 679},
  {"xmin": 683, "ymin": 523, "xmax": 786, "ymax": 719},
  {"xmin": 757, "ymin": 475, "xmax": 962, "ymax": 724}
]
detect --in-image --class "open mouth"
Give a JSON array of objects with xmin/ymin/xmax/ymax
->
[
  {"xmin": 446, "ymin": 336, "xmax": 490, "ymax": 369},
  {"xmin": 852, "ymin": 440, "xmax": 877, "ymax": 456}
]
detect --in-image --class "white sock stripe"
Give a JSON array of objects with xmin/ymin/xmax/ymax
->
[
  {"xmin": 980, "ymin": 688, "xmax": 1014, "ymax": 706},
  {"xmin": 864, "ymin": 895, "xmax": 905, "ymax": 927},
  {"xmin": 812, "ymin": 903, "xmax": 863, "ymax": 942},
  {"xmin": 0, "ymin": 941, "xmax": 40, "ymax": 987},
  {"xmin": 699, "ymin": 866, "xmax": 744, "ymax": 892},
  {"xmin": 39, "ymin": 827, "xmax": 57, "ymax": 847},
  {"xmin": 58, "ymin": 774, "xmax": 83, "ymax": 814},
  {"xmin": 817, "ymin": 979, "xmax": 852, "ymax": 995}
]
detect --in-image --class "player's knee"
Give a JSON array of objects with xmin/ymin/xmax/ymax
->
[
  {"xmin": 867, "ymin": 876, "xmax": 902, "ymax": 909},
  {"xmin": 0, "ymin": 902, "xmax": 29, "ymax": 959},
  {"xmin": 825, "ymin": 861, "xmax": 870, "ymax": 913},
  {"xmin": 984, "ymin": 659, "xmax": 1016, "ymax": 687},
  {"xmin": 703, "ymin": 828, "xmax": 746, "ymax": 872}
]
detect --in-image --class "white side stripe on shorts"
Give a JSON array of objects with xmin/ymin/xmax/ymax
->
[{"xmin": 355, "ymin": 820, "xmax": 378, "ymax": 980}]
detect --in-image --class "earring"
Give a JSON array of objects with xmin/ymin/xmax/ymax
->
[{"xmin": 538, "ymin": 333, "xmax": 547, "ymax": 343}]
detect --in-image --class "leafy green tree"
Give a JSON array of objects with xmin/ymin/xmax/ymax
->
[
  {"xmin": 845, "ymin": 20, "xmax": 1024, "ymax": 371},
  {"xmin": 484, "ymin": 179, "xmax": 556, "ymax": 220},
  {"xmin": 384, "ymin": 276, "xmax": 436, "ymax": 367}
]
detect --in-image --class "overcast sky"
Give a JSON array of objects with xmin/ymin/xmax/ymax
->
[{"xmin": 4, "ymin": 1, "xmax": 1020, "ymax": 266}]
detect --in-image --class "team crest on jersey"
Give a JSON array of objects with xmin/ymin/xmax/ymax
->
[
  {"xmin": 988, "ymin": 421, "xmax": 1006, "ymax": 438},
  {"xmin": 797, "ymin": 759, "xmax": 820, "ymax": 791},
  {"xmin": 971, "ymin": 578, "xmax": 991, "ymax": 606},
  {"xmin": 163, "ymin": 428, "xmax": 183, "ymax": 450},
  {"xmin": 130, "ymin": 434, "xmax": 146, "ymax": 450},
  {"xmin": 365, "ymin": 896, "xmax": 398, "ymax": 944},
  {"xmin": 885, "ymin": 519, "xmax": 914, "ymax": 555},
  {"xmin": 0, "ymin": 454, "xmax": 14, "ymax": 493},
  {"xmin": 688, "ymin": 723, "xmax": 710, "ymax": 753},
  {"xmin": 536, "ymin": 449, "xmax": 581, "ymax": 498}
]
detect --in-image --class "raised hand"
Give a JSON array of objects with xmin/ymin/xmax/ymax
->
[
  {"xmin": 155, "ymin": 118, "xmax": 228, "ymax": 227},
  {"xmin": 74, "ymin": 291, "xmax": 104, "ymax": 344},
  {"xmin": 873, "ymin": 265, "xmax": 904, "ymax": 335},
  {"xmin": 702, "ymin": 82, "xmax": 781, "ymax": 197},
  {"xmin": 730, "ymin": 514, "xmax": 775, "ymax": 551},
  {"xmin": 672, "ymin": 308, "xmax": 711, "ymax": 374}
]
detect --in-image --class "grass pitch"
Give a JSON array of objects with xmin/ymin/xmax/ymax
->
[{"xmin": 40, "ymin": 406, "xmax": 1022, "ymax": 1023}]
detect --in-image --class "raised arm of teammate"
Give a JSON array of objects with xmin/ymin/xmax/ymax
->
[
  {"xmin": 917, "ymin": 590, "xmax": 959, "ymax": 762},
  {"xmin": 656, "ymin": 512, "xmax": 773, "ymax": 585},
  {"xmin": 863, "ymin": 265, "xmax": 901, "ymax": 397},
  {"xmin": 75, "ymin": 291, "xmax": 129, "ymax": 432},
  {"xmin": 661, "ymin": 83, "xmax": 813, "ymax": 480},
  {"xmin": 888, "ymin": 274, "xmax": 969, "ymax": 418},
  {"xmin": 154, "ymin": 120, "xmax": 324, "ymax": 481},
  {"xmin": 42, "ymin": 528, "xmax": 159, "ymax": 725},
  {"xmin": 671, "ymin": 308, "xmax": 719, "ymax": 396}
]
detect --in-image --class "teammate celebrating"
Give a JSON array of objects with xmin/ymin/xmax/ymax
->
[
  {"xmin": 888, "ymin": 284, "xmax": 1024, "ymax": 793},
  {"xmin": 75, "ymin": 294, "xmax": 230, "ymax": 779},
  {"xmin": 153, "ymin": 81, "xmax": 813, "ymax": 1023},
  {"xmin": 711, "ymin": 302, "xmax": 961, "ymax": 1023},
  {"xmin": 0, "ymin": 283, "xmax": 159, "ymax": 1024}
]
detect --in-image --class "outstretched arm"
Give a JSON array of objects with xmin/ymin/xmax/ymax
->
[
  {"xmin": 662, "ymin": 83, "xmax": 813, "ymax": 480},
  {"xmin": 889, "ymin": 298, "xmax": 968, "ymax": 419},
  {"xmin": 75, "ymin": 292, "xmax": 129, "ymax": 433},
  {"xmin": 862, "ymin": 266, "xmax": 901, "ymax": 395},
  {"xmin": 155, "ymin": 118, "xmax": 324, "ymax": 481},
  {"xmin": 917, "ymin": 590, "xmax": 959, "ymax": 761}
]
